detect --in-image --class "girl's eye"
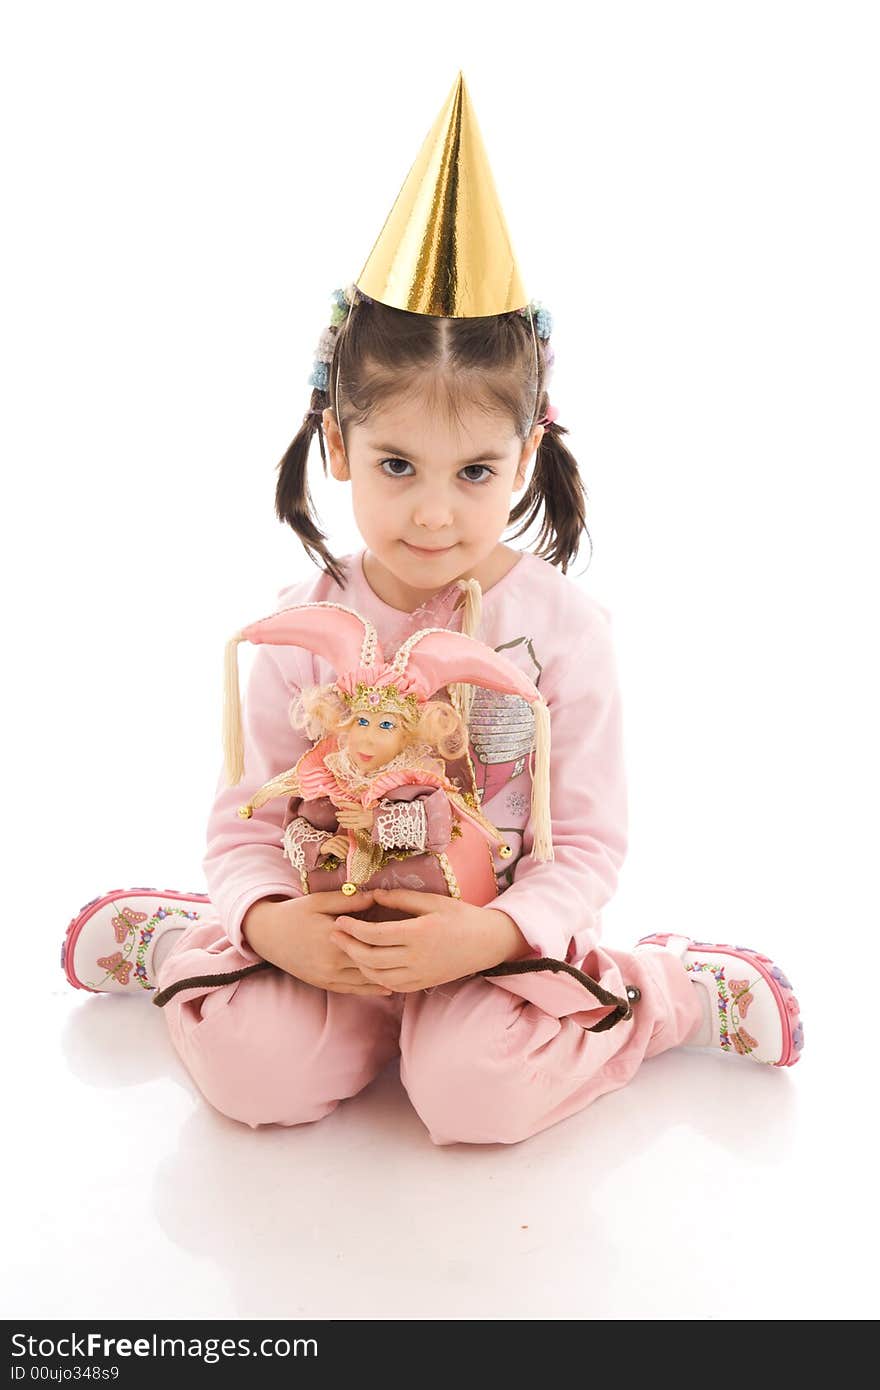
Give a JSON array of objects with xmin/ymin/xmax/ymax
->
[
  {"xmin": 378, "ymin": 458, "xmax": 414, "ymax": 480},
  {"xmin": 379, "ymin": 720, "xmax": 395, "ymax": 731},
  {"xmin": 357, "ymin": 717, "xmax": 369, "ymax": 727},
  {"xmin": 379, "ymin": 458, "xmax": 496, "ymax": 485},
  {"xmin": 459, "ymin": 464, "xmax": 495, "ymax": 484}
]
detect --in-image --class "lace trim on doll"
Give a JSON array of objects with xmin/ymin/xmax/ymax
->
[
  {"xmin": 314, "ymin": 600, "xmax": 378, "ymax": 666},
  {"xmin": 434, "ymin": 851, "xmax": 461, "ymax": 899},
  {"xmin": 375, "ymin": 798, "xmax": 427, "ymax": 851},
  {"xmin": 389, "ymin": 626, "xmax": 452, "ymax": 676},
  {"xmin": 323, "ymin": 741, "xmax": 443, "ymax": 793},
  {"xmin": 282, "ymin": 817, "xmax": 332, "ymax": 873}
]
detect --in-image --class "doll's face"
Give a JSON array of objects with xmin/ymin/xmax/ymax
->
[
  {"xmin": 322, "ymin": 388, "xmax": 544, "ymax": 605},
  {"xmin": 345, "ymin": 710, "xmax": 410, "ymax": 773}
]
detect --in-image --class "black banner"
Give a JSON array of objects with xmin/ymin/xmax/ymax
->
[{"xmin": 3, "ymin": 1321, "xmax": 558, "ymax": 1382}]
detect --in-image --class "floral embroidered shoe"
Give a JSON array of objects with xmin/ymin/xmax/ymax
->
[
  {"xmin": 61, "ymin": 887, "xmax": 210, "ymax": 995},
  {"xmin": 634, "ymin": 933, "xmax": 804, "ymax": 1067}
]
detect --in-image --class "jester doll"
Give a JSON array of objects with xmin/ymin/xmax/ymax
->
[{"xmin": 224, "ymin": 600, "xmax": 553, "ymax": 910}]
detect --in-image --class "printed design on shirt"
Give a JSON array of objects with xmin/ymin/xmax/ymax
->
[
  {"xmin": 468, "ymin": 688, "xmax": 535, "ymax": 763},
  {"xmin": 433, "ymin": 633, "xmax": 542, "ymax": 880},
  {"xmin": 505, "ymin": 790, "xmax": 529, "ymax": 817},
  {"xmin": 87, "ymin": 905, "xmax": 202, "ymax": 991},
  {"xmin": 684, "ymin": 961, "xmax": 761, "ymax": 1056},
  {"xmin": 463, "ymin": 635, "xmax": 543, "ymax": 812}
]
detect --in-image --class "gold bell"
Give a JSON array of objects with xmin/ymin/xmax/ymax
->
[
  {"xmin": 237, "ymin": 804, "xmax": 253, "ymax": 820},
  {"xmin": 498, "ymin": 844, "xmax": 512, "ymax": 859},
  {"xmin": 341, "ymin": 882, "xmax": 358, "ymax": 896}
]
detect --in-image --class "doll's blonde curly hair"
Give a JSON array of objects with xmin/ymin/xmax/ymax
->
[{"xmin": 289, "ymin": 683, "xmax": 467, "ymax": 762}]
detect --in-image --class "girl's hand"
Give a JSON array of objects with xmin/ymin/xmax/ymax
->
[
  {"xmin": 335, "ymin": 802, "xmax": 375, "ymax": 832},
  {"xmin": 330, "ymin": 888, "xmax": 531, "ymax": 993},
  {"xmin": 242, "ymin": 892, "xmax": 394, "ymax": 996}
]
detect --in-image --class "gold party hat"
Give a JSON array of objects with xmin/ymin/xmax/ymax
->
[{"xmin": 355, "ymin": 71, "xmax": 528, "ymax": 318}]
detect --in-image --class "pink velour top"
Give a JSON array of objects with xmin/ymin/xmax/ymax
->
[{"xmin": 202, "ymin": 547, "xmax": 629, "ymax": 1012}]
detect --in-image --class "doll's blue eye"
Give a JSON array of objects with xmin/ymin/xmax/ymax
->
[
  {"xmin": 357, "ymin": 717, "xmax": 369, "ymax": 726},
  {"xmin": 379, "ymin": 720, "xmax": 395, "ymax": 731}
]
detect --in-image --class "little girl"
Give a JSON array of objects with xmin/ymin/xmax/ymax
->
[{"xmin": 61, "ymin": 73, "xmax": 803, "ymax": 1144}]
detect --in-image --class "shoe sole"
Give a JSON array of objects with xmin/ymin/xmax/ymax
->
[
  {"xmin": 62, "ymin": 886, "xmax": 211, "ymax": 993},
  {"xmin": 635, "ymin": 933, "xmax": 803, "ymax": 1067}
]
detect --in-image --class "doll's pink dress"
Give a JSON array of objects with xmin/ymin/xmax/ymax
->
[{"xmin": 280, "ymin": 736, "xmax": 502, "ymax": 912}]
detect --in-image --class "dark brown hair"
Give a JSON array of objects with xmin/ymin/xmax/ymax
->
[{"xmin": 275, "ymin": 291, "xmax": 591, "ymax": 585}]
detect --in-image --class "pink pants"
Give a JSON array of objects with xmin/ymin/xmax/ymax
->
[{"xmin": 155, "ymin": 913, "xmax": 705, "ymax": 1146}]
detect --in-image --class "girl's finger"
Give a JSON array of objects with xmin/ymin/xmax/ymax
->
[
  {"xmin": 359, "ymin": 966, "xmax": 410, "ymax": 988},
  {"xmin": 334, "ymin": 916, "xmax": 411, "ymax": 945},
  {"xmin": 332, "ymin": 935, "xmax": 409, "ymax": 968},
  {"xmin": 337, "ymin": 965, "xmax": 392, "ymax": 990},
  {"xmin": 338, "ymin": 964, "xmax": 379, "ymax": 982}
]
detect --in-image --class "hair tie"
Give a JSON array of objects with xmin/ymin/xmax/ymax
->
[
  {"xmin": 516, "ymin": 300, "xmax": 553, "ymax": 340},
  {"xmin": 306, "ymin": 286, "xmax": 360, "ymax": 391},
  {"xmin": 305, "ymin": 288, "xmax": 560, "ymax": 429}
]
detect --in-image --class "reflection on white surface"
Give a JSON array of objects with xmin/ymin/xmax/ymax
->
[{"xmin": 6, "ymin": 942, "xmax": 869, "ymax": 1320}]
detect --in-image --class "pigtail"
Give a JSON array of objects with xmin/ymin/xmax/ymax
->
[
  {"xmin": 275, "ymin": 289, "xmax": 364, "ymax": 587},
  {"xmin": 274, "ymin": 389, "xmax": 347, "ymax": 585},
  {"xmin": 507, "ymin": 419, "xmax": 592, "ymax": 574}
]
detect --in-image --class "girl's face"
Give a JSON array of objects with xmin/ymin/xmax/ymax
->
[
  {"xmin": 323, "ymin": 389, "xmax": 544, "ymax": 599},
  {"xmin": 345, "ymin": 710, "xmax": 409, "ymax": 773}
]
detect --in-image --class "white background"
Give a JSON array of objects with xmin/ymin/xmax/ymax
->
[{"xmin": 2, "ymin": 0, "xmax": 878, "ymax": 1320}]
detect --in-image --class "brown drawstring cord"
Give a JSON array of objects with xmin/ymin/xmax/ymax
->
[
  {"xmin": 152, "ymin": 955, "xmax": 641, "ymax": 1029},
  {"xmin": 479, "ymin": 958, "xmax": 640, "ymax": 1032},
  {"xmin": 152, "ymin": 961, "xmax": 273, "ymax": 1007}
]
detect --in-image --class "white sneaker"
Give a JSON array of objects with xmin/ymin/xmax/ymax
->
[
  {"xmin": 61, "ymin": 887, "xmax": 209, "ymax": 995},
  {"xmin": 634, "ymin": 933, "xmax": 804, "ymax": 1067}
]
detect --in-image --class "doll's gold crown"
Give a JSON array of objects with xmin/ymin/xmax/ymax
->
[{"xmin": 339, "ymin": 682, "xmax": 421, "ymax": 720}]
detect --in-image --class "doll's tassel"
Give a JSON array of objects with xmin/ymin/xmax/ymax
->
[
  {"xmin": 456, "ymin": 576, "xmax": 483, "ymax": 638},
  {"xmin": 245, "ymin": 767, "xmax": 302, "ymax": 815},
  {"xmin": 223, "ymin": 634, "xmax": 247, "ymax": 785},
  {"xmin": 529, "ymin": 696, "xmax": 554, "ymax": 862},
  {"xmin": 450, "ymin": 577, "xmax": 483, "ymax": 727}
]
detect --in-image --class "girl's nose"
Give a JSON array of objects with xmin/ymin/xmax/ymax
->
[{"xmin": 411, "ymin": 492, "xmax": 454, "ymax": 530}]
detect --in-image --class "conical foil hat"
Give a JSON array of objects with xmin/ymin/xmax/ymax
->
[{"xmin": 355, "ymin": 71, "xmax": 528, "ymax": 318}]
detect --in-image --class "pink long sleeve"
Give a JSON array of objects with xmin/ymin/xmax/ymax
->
[
  {"xmin": 489, "ymin": 591, "xmax": 629, "ymax": 964},
  {"xmin": 200, "ymin": 550, "xmax": 629, "ymax": 975},
  {"xmin": 202, "ymin": 640, "xmax": 315, "ymax": 953}
]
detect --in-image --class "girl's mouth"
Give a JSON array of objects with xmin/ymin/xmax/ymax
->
[
  {"xmin": 403, "ymin": 541, "xmax": 456, "ymax": 556},
  {"xmin": 358, "ymin": 753, "xmax": 373, "ymax": 762}
]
